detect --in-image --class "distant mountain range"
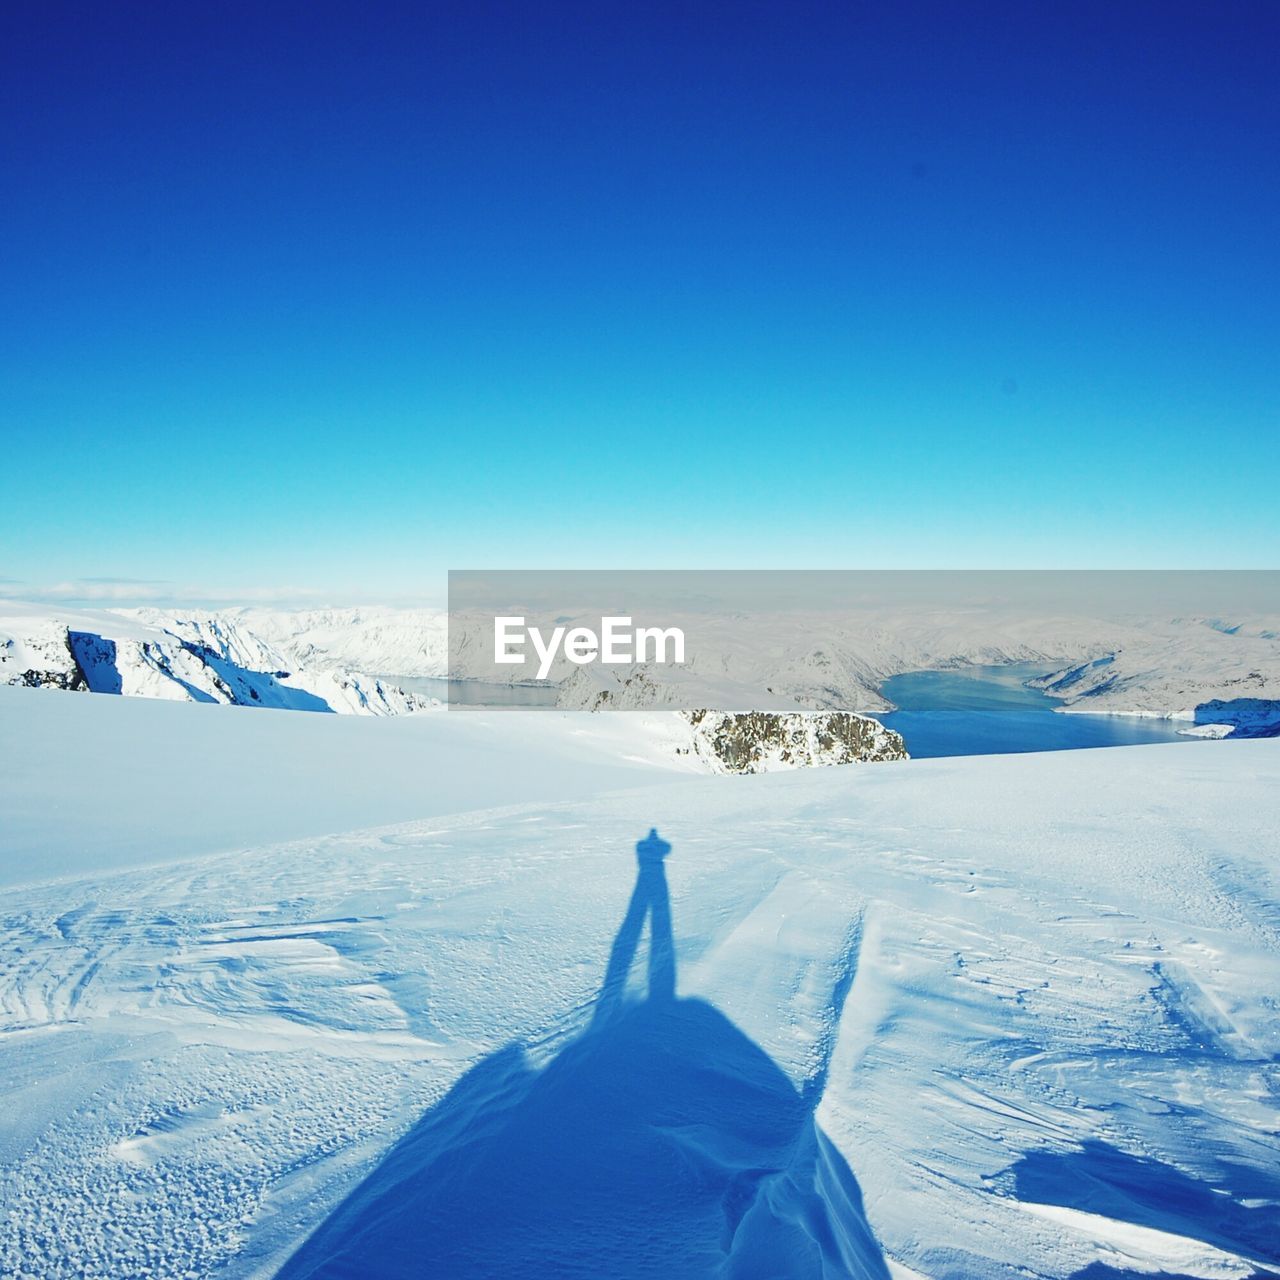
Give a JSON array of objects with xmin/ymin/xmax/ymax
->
[
  {"xmin": 511, "ymin": 606, "xmax": 1280, "ymax": 737},
  {"xmin": 3, "ymin": 601, "xmax": 1278, "ymax": 737}
]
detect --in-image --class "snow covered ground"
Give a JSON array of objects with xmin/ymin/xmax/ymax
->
[
  {"xmin": 0, "ymin": 686, "xmax": 708, "ymax": 888},
  {"xmin": 1, "ymin": 690, "xmax": 1277, "ymax": 1278}
]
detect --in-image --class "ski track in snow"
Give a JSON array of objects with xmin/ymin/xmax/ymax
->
[{"xmin": 1, "ymin": 744, "xmax": 1278, "ymax": 1277}]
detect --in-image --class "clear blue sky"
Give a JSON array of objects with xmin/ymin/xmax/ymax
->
[{"xmin": 2, "ymin": 1, "xmax": 1277, "ymax": 603}]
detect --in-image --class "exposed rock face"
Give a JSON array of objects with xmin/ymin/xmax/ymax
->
[
  {"xmin": 680, "ymin": 708, "xmax": 907, "ymax": 774},
  {"xmin": 1, "ymin": 624, "xmax": 88, "ymax": 691},
  {"xmin": 11, "ymin": 666, "xmax": 85, "ymax": 691}
]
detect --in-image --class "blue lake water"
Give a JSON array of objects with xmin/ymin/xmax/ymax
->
[
  {"xmin": 878, "ymin": 663, "xmax": 1194, "ymax": 759},
  {"xmin": 393, "ymin": 665, "xmax": 1199, "ymax": 756}
]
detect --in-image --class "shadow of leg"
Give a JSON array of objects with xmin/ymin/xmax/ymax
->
[
  {"xmin": 592, "ymin": 872, "xmax": 649, "ymax": 1024},
  {"xmin": 644, "ymin": 861, "xmax": 676, "ymax": 1004}
]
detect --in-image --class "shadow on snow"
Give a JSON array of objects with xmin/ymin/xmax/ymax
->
[
  {"xmin": 280, "ymin": 829, "xmax": 889, "ymax": 1279},
  {"xmin": 1015, "ymin": 1139, "xmax": 1280, "ymax": 1280}
]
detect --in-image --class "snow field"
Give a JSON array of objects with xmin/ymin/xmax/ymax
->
[{"xmin": 0, "ymin": 737, "xmax": 1276, "ymax": 1276}]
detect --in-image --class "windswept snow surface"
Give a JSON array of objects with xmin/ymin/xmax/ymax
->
[{"xmin": 0, "ymin": 698, "xmax": 1277, "ymax": 1277}]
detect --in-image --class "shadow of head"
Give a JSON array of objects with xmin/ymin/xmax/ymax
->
[
  {"xmin": 279, "ymin": 831, "xmax": 888, "ymax": 1280},
  {"xmin": 636, "ymin": 827, "xmax": 671, "ymax": 864}
]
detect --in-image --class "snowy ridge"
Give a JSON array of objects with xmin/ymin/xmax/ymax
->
[{"xmin": 0, "ymin": 603, "xmax": 428, "ymax": 716}]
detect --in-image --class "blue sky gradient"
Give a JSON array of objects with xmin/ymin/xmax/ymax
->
[{"xmin": 2, "ymin": 1, "xmax": 1277, "ymax": 602}]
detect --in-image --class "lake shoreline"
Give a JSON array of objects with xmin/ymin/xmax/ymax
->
[{"xmin": 878, "ymin": 662, "xmax": 1196, "ymax": 759}]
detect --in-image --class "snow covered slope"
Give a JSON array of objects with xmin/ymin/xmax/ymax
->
[
  {"xmin": 0, "ymin": 686, "xmax": 904, "ymax": 887},
  {"xmin": 0, "ymin": 604, "xmax": 427, "ymax": 716},
  {"xmin": 1, "ymin": 710, "xmax": 1276, "ymax": 1278},
  {"xmin": 0, "ymin": 686, "xmax": 705, "ymax": 886},
  {"xmin": 1032, "ymin": 621, "xmax": 1280, "ymax": 736},
  {"xmin": 128, "ymin": 606, "xmax": 450, "ymax": 681}
]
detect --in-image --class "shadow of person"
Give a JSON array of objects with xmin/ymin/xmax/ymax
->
[
  {"xmin": 280, "ymin": 830, "xmax": 888, "ymax": 1280},
  {"xmin": 593, "ymin": 827, "xmax": 675, "ymax": 1021}
]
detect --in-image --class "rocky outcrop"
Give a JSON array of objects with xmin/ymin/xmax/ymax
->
[
  {"xmin": 680, "ymin": 708, "xmax": 907, "ymax": 773},
  {"xmin": 555, "ymin": 668, "xmax": 907, "ymax": 772},
  {"xmin": 1, "ymin": 623, "xmax": 88, "ymax": 691}
]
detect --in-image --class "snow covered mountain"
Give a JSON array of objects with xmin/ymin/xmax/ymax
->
[
  {"xmin": 7, "ymin": 600, "xmax": 1279, "ymax": 737},
  {"xmin": 454, "ymin": 605, "xmax": 1126, "ymax": 711},
  {"xmin": 519, "ymin": 607, "xmax": 1280, "ymax": 734},
  {"xmin": 129, "ymin": 606, "xmax": 450, "ymax": 681},
  {"xmin": 1031, "ymin": 619, "xmax": 1280, "ymax": 736},
  {"xmin": 0, "ymin": 604, "xmax": 428, "ymax": 716},
  {"xmin": 1, "ymin": 687, "xmax": 1276, "ymax": 1278}
]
